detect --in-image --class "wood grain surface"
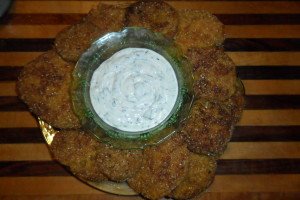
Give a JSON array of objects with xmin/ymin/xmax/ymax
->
[{"xmin": 0, "ymin": 0, "xmax": 299, "ymax": 200}]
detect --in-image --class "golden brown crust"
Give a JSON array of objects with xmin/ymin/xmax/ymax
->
[
  {"xmin": 226, "ymin": 80, "xmax": 245, "ymax": 124},
  {"xmin": 17, "ymin": 50, "xmax": 81, "ymax": 129},
  {"xmin": 187, "ymin": 47, "xmax": 236, "ymax": 102},
  {"xmin": 128, "ymin": 135, "xmax": 189, "ymax": 200},
  {"xmin": 54, "ymin": 21, "xmax": 103, "ymax": 63},
  {"xmin": 175, "ymin": 10, "xmax": 224, "ymax": 52},
  {"xmin": 96, "ymin": 143, "xmax": 142, "ymax": 182},
  {"xmin": 85, "ymin": 3, "xmax": 126, "ymax": 32},
  {"xmin": 50, "ymin": 130, "xmax": 142, "ymax": 182},
  {"xmin": 126, "ymin": 0, "xmax": 179, "ymax": 38},
  {"xmin": 51, "ymin": 130, "xmax": 107, "ymax": 181},
  {"xmin": 180, "ymin": 99, "xmax": 233, "ymax": 156},
  {"xmin": 170, "ymin": 153, "xmax": 216, "ymax": 199}
]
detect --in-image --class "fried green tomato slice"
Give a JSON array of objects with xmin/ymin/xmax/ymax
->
[
  {"xmin": 187, "ymin": 47, "xmax": 236, "ymax": 102},
  {"xmin": 51, "ymin": 130, "xmax": 107, "ymax": 181},
  {"xmin": 225, "ymin": 80, "xmax": 245, "ymax": 124},
  {"xmin": 85, "ymin": 3, "xmax": 126, "ymax": 32},
  {"xmin": 17, "ymin": 50, "xmax": 80, "ymax": 129},
  {"xmin": 96, "ymin": 142, "xmax": 142, "ymax": 182},
  {"xmin": 180, "ymin": 99, "xmax": 233, "ymax": 157},
  {"xmin": 51, "ymin": 130, "xmax": 142, "ymax": 182},
  {"xmin": 175, "ymin": 10, "xmax": 224, "ymax": 52},
  {"xmin": 126, "ymin": 0, "xmax": 179, "ymax": 38},
  {"xmin": 170, "ymin": 153, "xmax": 216, "ymax": 199},
  {"xmin": 128, "ymin": 135, "xmax": 189, "ymax": 200},
  {"xmin": 54, "ymin": 21, "xmax": 103, "ymax": 63}
]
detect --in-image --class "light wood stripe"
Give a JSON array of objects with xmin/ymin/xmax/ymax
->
[
  {"xmin": 0, "ymin": 144, "xmax": 52, "ymax": 161},
  {"xmin": 238, "ymin": 110, "xmax": 300, "ymax": 126},
  {"xmin": 1, "ymin": 52, "xmax": 300, "ymax": 67},
  {"xmin": 1, "ymin": 142, "xmax": 299, "ymax": 161},
  {"xmin": 227, "ymin": 52, "xmax": 300, "ymax": 66},
  {"xmin": 243, "ymin": 80, "xmax": 300, "ymax": 95},
  {"xmin": 221, "ymin": 142, "xmax": 300, "ymax": 159},
  {"xmin": 0, "ymin": 82, "xmax": 17, "ymax": 96},
  {"xmin": 3, "ymin": 80, "xmax": 300, "ymax": 98},
  {"xmin": 0, "ymin": 25, "xmax": 67, "ymax": 39},
  {"xmin": 0, "ymin": 112, "xmax": 37, "ymax": 128},
  {"xmin": 0, "ymin": 52, "xmax": 42, "ymax": 66},
  {"xmin": 0, "ymin": 175, "xmax": 299, "ymax": 195},
  {"xmin": 1, "ymin": 25, "xmax": 300, "ymax": 39},
  {"xmin": 10, "ymin": 1, "xmax": 300, "ymax": 14},
  {"xmin": 1, "ymin": 109, "xmax": 300, "ymax": 128}
]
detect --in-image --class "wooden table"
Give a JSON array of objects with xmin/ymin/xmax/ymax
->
[{"xmin": 0, "ymin": 0, "xmax": 300, "ymax": 199}]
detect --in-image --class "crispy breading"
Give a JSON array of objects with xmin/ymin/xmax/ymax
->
[
  {"xmin": 85, "ymin": 3, "xmax": 126, "ymax": 32},
  {"xmin": 50, "ymin": 130, "xmax": 142, "ymax": 182},
  {"xmin": 54, "ymin": 21, "xmax": 103, "ymax": 63},
  {"xmin": 126, "ymin": 0, "xmax": 179, "ymax": 38},
  {"xmin": 128, "ymin": 135, "xmax": 189, "ymax": 200},
  {"xmin": 180, "ymin": 99, "xmax": 233, "ymax": 157},
  {"xmin": 51, "ymin": 130, "xmax": 107, "ymax": 181},
  {"xmin": 96, "ymin": 142, "xmax": 142, "ymax": 182},
  {"xmin": 175, "ymin": 10, "xmax": 224, "ymax": 52},
  {"xmin": 170, "ymin": 153, "xmax": 216, "ymax": 199},
  {"xmin": 187, "ymin": 47, "xmax": 236, "ymax": 102},
  {"xmin": 17, "ymin": 50, "xmax": 81, "ymax": 129},
  {"xmin": 226, "ymin": 80, "xmax": 245, "ymax": 124}
]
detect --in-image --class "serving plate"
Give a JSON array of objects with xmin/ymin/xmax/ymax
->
[{"xmin": 39, "ymin": 119, "xmax": 137, "ymax": 196}]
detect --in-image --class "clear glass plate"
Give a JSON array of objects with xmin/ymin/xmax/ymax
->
[{"xmin": 72, "ymin": 27, "xmax": 194, "ymax": 149}]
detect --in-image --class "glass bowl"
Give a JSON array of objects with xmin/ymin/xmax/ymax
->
[{"xmin": 72, "ymin": 27, "xmax": 194, "ymax": 149}]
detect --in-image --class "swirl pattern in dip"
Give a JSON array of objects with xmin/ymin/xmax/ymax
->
[{"xmin": 90, "ymin": 48, "xmax": 178, "ymax": 132}]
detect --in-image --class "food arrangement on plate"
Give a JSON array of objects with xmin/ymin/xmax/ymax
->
[{"xmin": 17, "ymin": 0, "xmax": 244, "ymax": 199}]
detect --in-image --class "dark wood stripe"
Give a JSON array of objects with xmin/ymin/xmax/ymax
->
[
  {"xmin": 0, "ymin": 128, "xmax": 44, "ymax": 143},
  {"xmin": 0, "ymin": 39, "xmax": 54, "ymax": 52},
  {"xmin": 0, "ymin": 67, "xmax": 22, "ymax": 81},
  {"xmin": 0, "ymin": 159, "xmax": 299, "ymax": 177},
  {"xmin": 1, "ymin": 38, "xmax": 300, "ymax": 52},
  {"xmin": 231, "ymin": 126, "xmax": 300, "ymax": 142},
  {"xmin": 237, "ymin": 66, "xmax": 300, "ymax": 80},
  {"xmin": 0, "ymin": 97, "xmax": 27, "ymax": 111},
  {"xmin": 2, "ymin": 14, "xmax": 300, "ymax": 25},
  {"xmin": 0, "ymin": 126, "xmax": 299, "ymax": 144},
  {"xmin": 224, "ymin": 39, "xmax": 300, "ymax": 52},
  {"xmin": 217, "ymin": 14, "xmax": 300, "ymax": 25},
  {"xmin": 216, "ymin": 159, "xmax": 300, "ymax": 175},
  {"xmin": 1, "ymin": 94, "xmax": 299, "ymax": 111},
  {"xmin": 2, "ymin": 66, "xmax": 300, "ymax": 81},
  {"xmin": 0, "ymin": 161, "xmax": 70, "ymax": 177},
  {"xmin": 245, "ymin": 95, "xmax": 300, "ymax": 109},
  {"xmin": 0, "ymin": 14, "xmax": 300, "ymax": 25},
  {"xmin": 1, "ymin": 95, "xmax": 300, "ymax": 112}
]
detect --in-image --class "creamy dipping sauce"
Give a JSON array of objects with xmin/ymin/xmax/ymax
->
[{"xmin": 90, "ymin": 48, "xmax": 178, "ymax": 133}]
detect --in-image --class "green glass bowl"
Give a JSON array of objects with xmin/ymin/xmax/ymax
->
[{"xmin": 72, "ymin": 27, "xmax": 194, "ymax": 149}]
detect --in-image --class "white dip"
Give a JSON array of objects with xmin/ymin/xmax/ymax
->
[{"xmin": 90, "ymin": 48, "xmax": 178, "ymax": 132}]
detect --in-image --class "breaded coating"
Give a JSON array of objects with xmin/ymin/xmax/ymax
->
[
  {"xmin": 180, "ymin": 99, "xmax": 233, "ymax": 156},
  {"xmin": 126, "ymin": 0, "xmax": 179, "ymax": 38},
  {"xmin": 128, "ymin": 135, "xmax": 189, "ymax": 200},
  {"xmin": 175, "ymin": 10, "xmax": 224, "ymax": 52},
  {"xmin": 170, "ymin": 153, "xmax": 216, "ymax": 199},
  {"xmin": 50, "ymin": 130, "xmax": 142, "ymax": 182},
  {"xmin": 51, "ymin": 130, "xmax": 107, "ymax": 181},
  {"xmin": 225, "ymin": 80, "xmax": 245, "ymax": 124},
  {"xmin": 17, "ymin": 50, "xmax": 81, "ymax": 129},
  {"xmin": 85, "ymin": 3, "xmax": 126, "ymax": 32},
  {"xmin": 187, "ymin": 47, "xmax": 236, "ymax": 102},
  {"xmin": 96, "ymin": 142, "xmax": 142, "ymax": 182},
  {"xmin": 54, "ymin": 21, "xmax": 103, "ymax": 62}
]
